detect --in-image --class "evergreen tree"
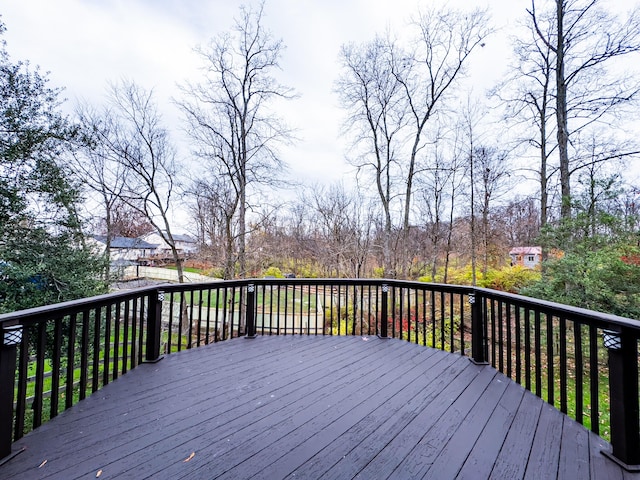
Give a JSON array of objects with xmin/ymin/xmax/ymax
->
[
  {"xmin": 522, "ymin": 176, "xmax": 640, "ymax": 318},
  {"xmin": 0, "ymin": 21, "xmax": 106, "ymax": 312}
]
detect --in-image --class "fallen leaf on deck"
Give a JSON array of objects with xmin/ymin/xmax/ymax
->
[
  {"xmin": 38, "ymin": 460, "xmax": 47, "ymax": 468},
  {"xmin": 184, "ymin": 452, "xmax": 195, "ymax": 462},
  {"xmin": 96, "ymin": 469, "xmax": 103, "ymax": 477}
]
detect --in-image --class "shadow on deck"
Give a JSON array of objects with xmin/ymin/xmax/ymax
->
[{"xmin": 0, "ymin": 336, "xmax": 635, "ymax": 479}]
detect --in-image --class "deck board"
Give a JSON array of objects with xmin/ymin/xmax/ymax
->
[
  {"xmin": 558, "ymin": 415, "xmax": 591, "ymax": 479},
  {"xmin": 348, "ymin": 358, "xmax": 484, "ymax": 479},
  {"xmin": 490, "ymin": 389, "xmax": 544, "ymax": 479},
  {"xmin": 0, "ymin": 335, "xmax": 637, "ymax": 480},
  {"xmin": 418, "ymin": 372, "xmax": 510, "ymax": 479},
  {"xmin": 455, "ymin": 380, "xmax": 525, "ymax": 479},
  {"xmin": 291, "ymin": 349, "xmax": 461, "ymax": 479},
  {"xmin": 383, "ymin": 366, "xmax": 500, "ymax": 479},
  {"xmin": 524, "ymin": 402, "xmax": 564, "ymax": 479}
]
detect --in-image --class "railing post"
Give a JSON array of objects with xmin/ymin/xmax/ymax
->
[
  {"xmin": 469, "ymin": 292, "xmax": 488, "ymax": 364},
  {"xmin": 245, "ymin": 284, "xmax": 257, "ymax": 339},
  {"xmin": 0, "ymin": 323, "xmax": 22, "ymax": 460},
  {"xmin": 145, "ymin": 290, "xmax": 164, "ymax": 363},
  {"xmin": 378, "ymin": 284, "xmax": 389, "ymax": 339},
  {"xmin": 603, "ymin": 327, "xmax": 640, "ymax": 470}
]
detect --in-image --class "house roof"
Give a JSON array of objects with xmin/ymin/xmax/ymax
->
[
  {"xmin": 171, "ymin": 234, "xmax": 196, "ymax": 243},
  {"xmin": 92, "ymin": 235, "xmax": 158, "ymax": 250},
  {"xmin": 509, "ymin": 246, "xmax": 542, "ymax": 255},
  {"xmin": 143, "ymin": 232, "xmax": 196, "ymax": 243}
]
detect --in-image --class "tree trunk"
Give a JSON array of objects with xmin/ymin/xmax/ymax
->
[
  {"xmin": 430, "ymin": 213, "xmax": 440, "ymax": 281},
  {"xmin": 556, "ymin": 0, "xmax": 571, "ymax": 220},
  {"xmin": 469, "ymin": 147, "xmax": 477, "ymax": 287},
  {"xmin": 224, "ymin": 215, "xmax": 235, "ymax": 280},
  {"xmin": 539, "ymin": 74, "xmax": 550, "ymax": 232},
  {"xmin": 375, "ymin": 144, "xmax": 394, "ymax": 277},
  {"xmin": 540, "ymin": 128, "xmax": 549, "ymax": 229},
  {"xmin": 238, "ymin": 187, "xmax": 246, "ymax": 278},
  {"xmin": 402, "ymin": 132, "xmax": 422, "ymax": 276},
  {"xmin": 444, "ymin": 194, "xmax": 455, "ymax": 284},
  {"xmin": 103, "ymin": 191, "xmax": 113, "ymax": 283},
  {"xmin": 482, "ymin": 190, "xmax": 490, "ymax": 278}
]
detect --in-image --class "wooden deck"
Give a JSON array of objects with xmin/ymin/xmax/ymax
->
[{"xmin": 0, "ymin": 336, "xmax": 637, "ymax": 479}]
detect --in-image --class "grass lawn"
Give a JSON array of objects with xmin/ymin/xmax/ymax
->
[
  {"xmin": 165, "ymin": 265, "xmax": 207, "ymax": 275},
  {"xmin": 174, "ymin": 285, "xmax": 319, "ymax": 312}
]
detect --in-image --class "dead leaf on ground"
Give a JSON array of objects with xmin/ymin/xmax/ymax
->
[
  {"xmin": 96, "ymin": 469, "xmax": 103, "ymax": 477},
  {"xmin": 38, "ymin": 460, "xmax": 47, "ymax": 468},
  {"xmin": 184, "ymin": 452, "xmax": 195, "ymax": 462}
]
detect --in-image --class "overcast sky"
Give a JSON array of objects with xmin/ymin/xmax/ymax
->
[
  {"xmin": 1, "ymin": 1, "xmax": 526, "ymax": 181},
  {"xmin": 1, "ymin": 0, "xmax": 637, "ymax": 190}
]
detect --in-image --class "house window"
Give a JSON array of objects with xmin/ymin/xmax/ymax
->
[{"xmin": 527, "ymin": 255, "xmax": 535, "ymax": 262}]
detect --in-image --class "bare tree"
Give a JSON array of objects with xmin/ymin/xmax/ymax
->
[
  {"xmin": 528, "ymin": 0, "xmax": 640, "ymax": 220},
  {"xmin": 106, "ymin": 199, "xmax": 154, "ymax": 238},
  {"xmin": 442, "ymin": 146, "xmax": 465, "ymax": 284},
  {"xmin": 457, "ymin": 94, "xmax": 513, "ymax": 280},
  {"xmin": 188, "ymin": 176, "xmax": 239, "ymax": 279},
  {"xmin": 416, "ymin": 135, "xmax": 464, "ymax": 281},
  {"xmin": 336, "ymin": 35, "xmax": 407, "ymax": 277},
  {"xmin": 396, "ymin": 6, "xmax": 492, "ymax": 237},
  {"xmin": 310, "ymin": 183, "xmax": 373, "ymax": 278},
  {"xmin": 88, "ymin": 80, "xmax": 186, "ymax": 282},
  {"xmin": 177, "ymin": 1, "xmax": 295, "ymax": 278},
  {"xmin": 499, "ymin": 197, "xmax": 541, "ymax": 247},
  {"xmin": 494, "ymin": 14, "xmax": 556, "ymax": 229},
  {"xmin": 473, "ymin": 146, "xmax": 511, "ymax": 275},
  {"xmin": 73, "ymin": 104, "xmax": 130, "ymax": 268},
  {"xmin": 336, "ymin": 6, "xmax": 491, "ymax": 277},
  {"xmin": 572, "ymin": 134, "xmax": 636, "ymax": 238},
  {"xmin": 417, "ymin": 153, "xmax": 448, "ymax": 279}
]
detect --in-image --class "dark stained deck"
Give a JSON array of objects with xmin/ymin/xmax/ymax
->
[{"xmin": 0, "ymin": 336, "xmax": 637, "ymax": 479}]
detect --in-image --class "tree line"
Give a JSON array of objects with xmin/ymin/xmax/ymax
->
[{"xmin": 1, "ymin": 0, "xmax": 640, "ymax": 316}]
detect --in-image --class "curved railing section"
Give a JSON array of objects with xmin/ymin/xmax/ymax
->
[{"xmin": 0, "ymin": 278, "xmax": 639, "ymax": 468}]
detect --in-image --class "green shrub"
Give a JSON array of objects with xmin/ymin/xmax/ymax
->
[
  {"xmin": 372, "ymin": 267, "xmax": 385, "ymax": 278},
  {"xmin": 482, "ymin": 265, "xmax": 541, "ymax": 293},
  {"xmin": 263, "ymin": 266, "xmax": 284, "ymax": 278},
  {"xmin": 418, "ymin": 264, "xmax": 540, "ymax": 293},
  {"xmin": 205, "ymin": 267, "xmax": 225, "ymax": 279},
  {"xmin": 522, "ymin": 245, "xmax": 640, "ymax": 318}
]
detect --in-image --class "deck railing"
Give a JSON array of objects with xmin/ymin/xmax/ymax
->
[{"xmin": 1, "ymin": 278, "xmax": 639, "ymax": 468}]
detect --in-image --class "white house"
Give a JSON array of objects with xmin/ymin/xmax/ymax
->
[
  {"xmin": 509, "ymin": 246, "xmax": 542, "ymax": 269},
  {"xmin": 141, "ymin": 232, "xmax": 198, "ymax": 258},
  {"xmin": 89, "ymin": 235, "xmax": 158, "ymax": 264}
]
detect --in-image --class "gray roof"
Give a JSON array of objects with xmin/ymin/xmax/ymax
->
[
  {"xmin": 144, "ymin": 232, "xmax": 196, "ymax": 244},
  {"xmin": 171, "ymin": 234, "xmax": 196, "ymax": 243},
  {"xmin": 92, "ymin": 235, "xmax": 157, "ymax": 250}
]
